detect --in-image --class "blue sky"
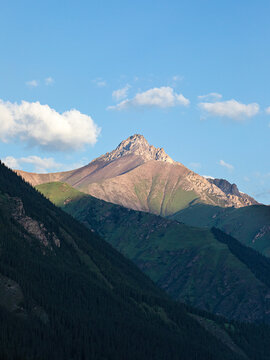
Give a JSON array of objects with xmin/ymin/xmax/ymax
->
[{"xmin": 0, "ymin": 0, "xmax": 269, "ymax": 203}]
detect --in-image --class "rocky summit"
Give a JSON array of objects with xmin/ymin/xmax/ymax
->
[
  {"xmin": 97, "ymin": 134, "xmax": 174, "ymax": 163},
  {"xmin": 16, "ymin": 134, "xmax": 257, "ymax": 215}
]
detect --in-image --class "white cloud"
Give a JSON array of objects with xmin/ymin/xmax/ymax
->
[
  {"xmin": 219, "ymin": 159, "xmax": 234, "ymax": 171},
  {"xmin": 112, "ymin": 84, "xmax": 131, "ymax": 101},
  {"xmin": 203, "ymin": 175, "xmax": 215, "ymax": 180},
  {"xmin": 45, "ymin": 77, "xmax": 54, "ymax": 85},
  {"xmin": 2, "ymin": 155, "xmax": 89, "ymax": 173},
  {"xmin": 26, "ymin": 80, "xmax": 38, "ymax": 87},
  {"xmin": 2, "ymin": 155, "xmax": 63, "ymax": 173},
  {"xmin": 108, "ymin": 86, "xmax": 190, "ymax": 110},
  {"xmin": 2, "ymin": 156, "xmax": 21, "ymax": 169},
  {"xmin": 0, "ymin": 99, "xmax": 100, "ymax": 151},
  {"xmin": 20, "ymin": 156, "xmax": 62, "ymax": 172},
  {"xmin": 198, "ymin": 92, "xmax": 222, "ymax": 100},
  {"xmin": 199, "ymin": 99, "xmax": 259, "ymax": 120},
  {"xmin": 2, "ymin": 155, "xmax": 60, "ymax": 173},
  {"xmin": 265, "ymin": 106, "xmax": 270, "ymax": 114}
]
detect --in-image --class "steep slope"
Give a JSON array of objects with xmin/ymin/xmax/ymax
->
[
  {"xmin": 171, "ymin": 203, "xmax": 270, "ymax": 256},
  {"xmin": 37, "ymin": 181, "xmax": 270, "ymax": 325},
  {"xmin": 0, "ymin": 162, "xmax": 253, "ymax": 360},
  {"xmin": 17, "ymin": 134, "xmax": 256, "ymax": 216}
]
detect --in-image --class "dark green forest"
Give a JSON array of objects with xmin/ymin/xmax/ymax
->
[{"xmin": 1, "ymin": 162, "xmax": 270, "ymax": 359}]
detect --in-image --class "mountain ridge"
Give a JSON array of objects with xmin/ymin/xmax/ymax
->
[
  {"xmin": 16, "ymin": 134, "xmax": 257, "ymax": 213},
  {"xmin": 2, "ymin": 160, "xmax": 252, "ymax": 360},
  {"xmin": 96, "ymin": 134, "xmax": 175, "ymax": 164},
  {"xmin": 36, "ymin": 181, "xmax": 270, "ymax": 325}
]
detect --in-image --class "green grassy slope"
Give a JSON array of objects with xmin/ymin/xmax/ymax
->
[
  {"xmin": 0, "ymin": 164, "xmax": 251, "ymax": 360},
  {"xmin": 37, "ymin": 182, "xmax": 270, "ymax": 327},
  {"xmin": 130, "ymin": 174, "xmax": 199, "ymax": 215},
  {"xmin": 170, "ymin": 204, "xmax": 270, "ymax": 256}
]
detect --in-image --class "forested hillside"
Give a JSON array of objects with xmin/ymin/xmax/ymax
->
[
  {"xmin": 37, "ymin": 182, "xmax": 270, "ymax": 326},
  {"xmin": 0, "ymin": 161, "xmax": 262, "ymax": 360}
]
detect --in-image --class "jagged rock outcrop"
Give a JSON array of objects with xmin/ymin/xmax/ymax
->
[
  {"xmin": 98, "ymin": 134, "xmax": 174, "ymax": 164},
  {"xmin": 207, "ymin": 178, "xmax": 241, "ymax": 197},
  {"xmin": 207, "ymin": 178, "xmax": 258, "ymax": 205}
]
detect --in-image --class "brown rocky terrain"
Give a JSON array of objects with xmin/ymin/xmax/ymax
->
[{"xmin": 16, "ymin": 134, "xmax": 257, "ymax": 216}]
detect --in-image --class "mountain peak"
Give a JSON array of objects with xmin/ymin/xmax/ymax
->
[{"xmin": 99, "ymin": 134, "xmax": 174, "ymax": 163}]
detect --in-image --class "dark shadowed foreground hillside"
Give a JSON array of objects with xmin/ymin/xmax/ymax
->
[
  {"xmin": 1, "ymin": 162, "xmax": 264, "ymax": 360},
  {"xmin": 38, "ymin": 182, "xmax": 270, "ymax": 327}
]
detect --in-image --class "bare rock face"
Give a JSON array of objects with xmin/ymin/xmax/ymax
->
[
  {"xmin": 97, "ymin": 134, "xmax": 174, "ymax": 164},
  {"xmin": 207, "ymin": 178, "xmax": 241, "ymax": 197},
  {"xmin": 207, "ymin": 178, "xmax": 258, "ymax": 206},
  {"xmin": 11, "ymin": 197, "xmax": 61, "ymax": 250}
]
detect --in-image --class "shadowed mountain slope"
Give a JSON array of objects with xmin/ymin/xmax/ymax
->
[
  {"xmin": 171, "ymin": 203, "xmax": 270, "ymax": 257},
  {"xmin": 37, "ymin": 181, "xmax": 270, "ymax": 326},
  {"xmin": 17, "ymin": 135, "xmax": 257, "ymax": 216},
  {"xmin": 0, "ymin": 162, "xmax": 257, "ymax": 360}
]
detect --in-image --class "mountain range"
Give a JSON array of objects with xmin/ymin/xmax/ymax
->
[
  {"xmin": 18, "ymin": 134, "xmax": 269, "ymax": 255},
  {"xmin": 2, "ymin": 160, "xmax": 256, "ymax": 360},
  {"xmin": 17, "ymin": 134, "xmax": 258, "ymax": 216},
  {"xmin": 37, "ymin": 181, "xmax": 270, "ymax": 325},
  {"xmin": 3, "ymin": 161, "xmax": 270, "ymax": 359},
  {"xmin": 2, "ymin": 133, "xmax": 270, "ymax": 358}
]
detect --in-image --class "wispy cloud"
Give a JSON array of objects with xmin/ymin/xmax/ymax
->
[
  {"xmin": 219, "ymin": 159, "xmax": 234, "ymax": 171},
  {"xmin": 172, "ymin": 75, "xmax": 183, "ymax": 82},
  {"xmin": 0, "ymin": 99, "xmax": 100, "ymax": 151},
  {"xmin": 108, "ymin": 86, "xmax": 190, "ymax": 110},
  {"xmin": 199, "ymin": 99, "xmax": 259, "ymax": 120},
  {"xmin": 2, "ymin": 155, "xmax": 88, "ymax": 173},
  {"xmin": 45, "ymin": 77, "xmax": 54, "ymax": 85},
  {"xmin": 198, "ymin": 92, "xmax": 222, "ymax": 101},
  {"xmin": 112, "ymin": 84, "xmax": 131, "ymax": 101},
  {"xmin": 2, "ymin": 155, "xmax": 62, "ymax": 173},
  {"xmin": 265, "ymin": 106, "xmax": 270, "ymax": 114},
  {"xmin": 92, "ymin": 78, "xmax": 107, "ymax": 87},
  {"xmin": 26, "ymin": 80, "xmax": 38, "ymax": 87}
]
